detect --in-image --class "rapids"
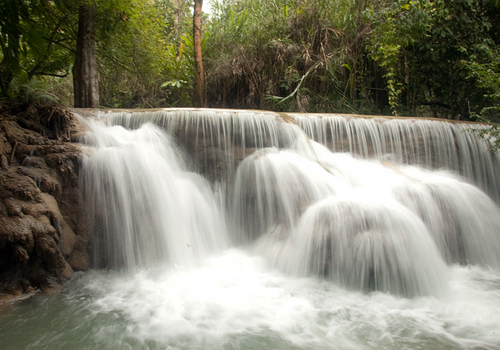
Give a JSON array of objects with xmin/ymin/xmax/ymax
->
[{"xmin": 1, "ymin": 109, "xmax": 500, "ymax": 350}]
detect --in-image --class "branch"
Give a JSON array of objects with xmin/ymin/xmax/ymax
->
[
  {"xmin": 267, "ymin": 61, "xmax": 323, "ymax": 105},
  {"xmin": 27, "ymin": 17, "xmax": 70, "ymax": 79},
  {"xmin": 31, "ymin": 72, "xmax": 69, "ymax": 78}
]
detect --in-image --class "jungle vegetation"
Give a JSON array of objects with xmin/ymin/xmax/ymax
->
[{"xmin": 0, "ymin": 0, "xmax": 499, "ymax": 125}]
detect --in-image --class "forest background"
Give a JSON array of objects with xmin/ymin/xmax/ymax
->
[{"xmin": 1, "ymin": 0, "xmax": 499, "ymax": 124}]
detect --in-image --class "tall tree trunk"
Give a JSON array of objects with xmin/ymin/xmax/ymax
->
[
  {"xmin": 73, "ymin": 4, "xmax": 99, "ymax": 108},
  {"xmin": 173, "ymin": 0, "xmax": 180, "ymax": 35},
  {"xmin": 193, "ymin": 0, "xmax": 205, "ymax": 107}
]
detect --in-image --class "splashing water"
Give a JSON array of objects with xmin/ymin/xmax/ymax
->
[
  {"xmin": 1, "ymin": 109, "xmax": 500, "ymax": 350},
  {"xmin": 79, "ymin": 118, "xmax": 230, "ymax": 270}
]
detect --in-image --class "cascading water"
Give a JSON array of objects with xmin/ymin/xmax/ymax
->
[
  {"xmin": 293, "ymin": 114, "xmax": 500, "ymax": 201},
  {"xmin": 80, "ymin": 119, "xmax": 230, "ymax": 270},
  {"xmin": 1, "ymin": 109, "xmax": 500, "ymax": 350}
]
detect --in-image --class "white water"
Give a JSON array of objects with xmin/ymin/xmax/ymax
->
[
  {"xmin": 2, "ymin": 109, "xmax": 500, "ymax": 350},
  {"xmin": 80, "ymin": 119, "xmax": 229, "ymax": 270},
  {"xmin": 1, "ymin": 259, "xmax": 499, "ymax": 349}
]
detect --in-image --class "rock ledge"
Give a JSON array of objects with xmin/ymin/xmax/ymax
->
[{"xmin": 0, "ymin": 104, "xmax": 89, "ymax": 300}]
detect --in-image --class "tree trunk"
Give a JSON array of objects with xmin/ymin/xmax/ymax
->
[
  {"xmin": 73, "ymin": 4, "xmax": 99, "ymax": 108},
  {"xmin": 193, "ymin": 0, "xmax": 206, "ymax": 107},
  {"xmin": 174, "ymin": 0, "xmax": 180, "ymax": 35}
]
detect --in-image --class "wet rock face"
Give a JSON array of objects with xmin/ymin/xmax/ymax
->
[{"xmin": 0, "ymin": 106, "xmax": 89, "ymax": 299}]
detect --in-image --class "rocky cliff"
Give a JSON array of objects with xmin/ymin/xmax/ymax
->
[{"xmin": 0, "ymin": 103, "xmax": 89, "ymax": 301}]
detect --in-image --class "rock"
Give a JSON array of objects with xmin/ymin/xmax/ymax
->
[
  {"xmin": 66, "ymin": 247, "xmax": 89, "ymax": 271},
  {"xmin": 60, "ymin": 220, "xmax": 78, "ymax": 257},
  {"xmin": 4, "ymin": 198, "xmax": 22, "ymax": 216},
  {"xmin": 13, "ymin": 245, "xmax": 29, "ymax": 263},
  {"xmin": 0, "ymin": 105, "xmax": 90, "ymax": 299},
  {"xmin": 62, "ymin": 261, "xmax": 73, "ymax": 280}
]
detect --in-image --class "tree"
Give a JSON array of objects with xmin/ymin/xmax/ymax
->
[
  {"xmin": 365, "ymin": 0, "xmax": 434, "ymax": 115},
  {"xmin": 96, "ymin": 0, "xmax": 170, "ymax": 107},
  {"xmin": 193, "ymin": 0, "xmax": 205, "ymax": 107},
  {"xmin": 0, "ymin": 0, "xmax": 23, "ymax": 97},
  {"xmin": 0, "ymin": 0, "xmax": 74, "ymax": 99},
  {"xmin": 366, "ymin": 0, "xmax": 500, "ymax": 119},
  {"xmin": 1, "ymin": 0, "xmax": 498, "ymax": 115},
  {"xmin": 73, "ymin": 4, "xmax": 99, "ymax": 108},
  {"xmin": 0, "ymin": 0, "xmax": 167, "ymax": 108}
]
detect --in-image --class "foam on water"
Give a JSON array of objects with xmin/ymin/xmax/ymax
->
[
  {"xmin": 88, "ymin": 255, "xmax": 494, "ymax": 350},
  {"xmin": 3, "ymin": 253, "xmax": 498, "ymax": 350}
]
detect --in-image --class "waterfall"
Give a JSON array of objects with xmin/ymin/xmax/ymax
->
[
  {"xmin": 80, "ymin": 118, "xmax": 229, "ymax": 270},
  {"xmin": 80, "ymin": 109, "xmax": 500, "ymax": 296},
  {"xmin": 293, "ymin": 114, "xmax": 500, "ymax": 200},
  {"xmin": 3, "ymin": 108, "xmax": 500, "ymax": 350}
]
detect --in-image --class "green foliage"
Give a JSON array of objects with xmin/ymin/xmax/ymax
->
[
  {"xmin": 157, "ymin": 0, "xmax": 192, "ymax": 41},
  {"xmin": 162, "ymin": 38, "xmax": 192, "ymax": 105},
  {"xmin": 14, "ymin": 78, "xmax": 58, "ymax": 107},
  {"xmin": 464, "ymin": 44, "xmax": 500, "ymax": 120},
  {"xmin": 362, "ymin": 0, "xmax": 500, "ymax": 120},
  {"xmin": 474, "ymin": 117, "xmax": 500, "ymax": 151},
  {"xmin": 95, "ymin": 0, "xmax": 168, "ymax": 107},
  {"xmin": 365, "ymin": 0, "xmax": 435, "ymax": 115},
  {"xmin": 1, "ymin": 0, "xmax": 498, "ymax": 119},
  {"xmin": 0, "ymin": 0, "xmax": 172, "ymax": 107},
  {"xmin": 466, "ymin": 42, "xmax": 500, "ymax": 150},
  {"xmin": 204, "ymin": 0, "xmax": 367, "ymax": 111},
  {"xmin": 0, "ymin": 0, "xmax": 75, "ymax": 98}
]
